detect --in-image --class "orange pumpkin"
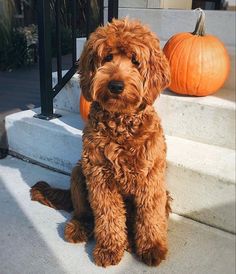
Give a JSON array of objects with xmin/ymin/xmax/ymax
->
[
  {"xmin": 79, "ymin": 94, "xmax": 91, "ymax": 122},
  {"xmin": 163, "ymin": 8, "xmax": 230, "ymax": 96}
]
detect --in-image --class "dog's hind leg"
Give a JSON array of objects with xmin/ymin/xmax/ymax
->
[
  {"xmin": 30, "ymin": 181, "xmax": 73, "ymax": 212},
  {"xmin": 64, "ymin": 163, "xmax": 94, "ymax": 243}
]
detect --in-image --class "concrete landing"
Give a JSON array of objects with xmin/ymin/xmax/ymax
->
[{"xmin": 0, "ymin": 156, "xmax": 235, "ymax": 274}]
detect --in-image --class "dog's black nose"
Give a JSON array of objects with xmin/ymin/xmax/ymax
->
[{"xmin": 108, "ymin": 80, "xmax": 124, "ymax": 94}]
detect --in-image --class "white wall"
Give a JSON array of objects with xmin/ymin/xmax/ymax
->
[{"xmin": 228, "ymin": 0, "xmax": 236, "ymax": 5}]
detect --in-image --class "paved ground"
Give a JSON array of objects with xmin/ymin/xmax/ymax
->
[{"xmin": 0, "ymin": 156, "xmax": 235, "ymax": 274}]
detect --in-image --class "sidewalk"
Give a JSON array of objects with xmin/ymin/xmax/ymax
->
[{"xmin": 0, "ymin": 156, "xmax": 235, "ymax": 274}]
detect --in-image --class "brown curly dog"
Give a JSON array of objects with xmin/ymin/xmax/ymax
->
[{"xmin": 31, "ymin": 18, "xmax": 172, "ymax": 267}]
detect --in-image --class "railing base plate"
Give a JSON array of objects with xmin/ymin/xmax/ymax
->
[{"xmin": 34, "ymin": 113, "xmax": 62, "ymax": 120}]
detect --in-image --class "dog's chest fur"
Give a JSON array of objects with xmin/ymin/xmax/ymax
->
[{"xmin": 82, "ymin": 103, "xmax": 165, "ymax": 196}]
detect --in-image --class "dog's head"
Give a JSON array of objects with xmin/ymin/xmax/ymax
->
[{"xmin": 78, "ymin": 18, "xmax": 170, "ymax": 113}]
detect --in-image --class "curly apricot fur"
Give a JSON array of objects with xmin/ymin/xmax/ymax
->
[{"xmin": 30, "ymin": 18, "xmax": 171, "ymax": 267}]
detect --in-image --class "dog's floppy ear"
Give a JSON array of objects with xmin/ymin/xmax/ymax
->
[
  {"xmin": 143, "ymin": 38, "xmax": 170, "ymax": 105},
  {"xmin": 78, "ymin": 35, "xmax": 97, "ymax": 102}
]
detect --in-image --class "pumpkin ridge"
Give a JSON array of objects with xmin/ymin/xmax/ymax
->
[
  {"xmin": 211, "ymin": 39, "xmax": 230, "ymax": 92},
  {"xmin": 80, "ymin": 94, "xmax": 91, "ymax": 122},
  {"xmin": 201, "ymin": 38, "xmax": 218, "ymax": 93},
  {"xmin": 196, "ymin": 37, "xmax": 214, "ymax": 94},
  {"xmin": 207, "ymin": 38, "xmax": 218, "ymax": 93},
  {"xmin": 169, "ymin": 36, "xmax": 193, "ymax": 93},
  {"xmin": 167, "ymin": 33, "xmax": 191, "ymax": 63},
  {"xmin": 195, "ymin": 37, "xmax": 203, "ymax": 94},
  {"xmin": 184, "ymin": 36, "xmax": 197, "ymax": 93}
]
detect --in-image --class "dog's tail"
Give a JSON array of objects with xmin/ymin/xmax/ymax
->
[{"xmin": 30, "ymin": 181, "xmax": 73, "ymax": 212}]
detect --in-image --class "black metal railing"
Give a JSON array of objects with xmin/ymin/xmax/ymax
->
[{"xmin": 35, "ymin": 0, "xmax": 118, "ymax": 120}]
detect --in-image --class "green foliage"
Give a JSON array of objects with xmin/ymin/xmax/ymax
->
[
  {"xmin": 0, "ymin": 25, "xmax": 37, "ymax": 71},
  {"xmin": 0, "ymin": 0, "xmax": 37, "ymax": 71},
  {"xmin": 49, "ymin": 0, "xmax": 72, "ymax": 29},
  {"xmin": 0, "ymin": 0, "xmax": 101, "ymax": 70},
  {"xmin": 0, "ymin": 0, "xmax": 15, "ymax": 48},
  {"xmin": 51, "ymin": 25, "xmax": 72, "ymax": 57},
  {"xmin": 0, "ymin": 28, "xmax": 27, "ymax": 70}
]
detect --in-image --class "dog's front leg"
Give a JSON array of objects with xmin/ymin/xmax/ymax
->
[
  {"xmin": 135, "ymin": 183, "xmax": 168, "ymax": 266},
  {"xmin": 87, "ymin": 177, "xmax": 127, "ymax": 267}
]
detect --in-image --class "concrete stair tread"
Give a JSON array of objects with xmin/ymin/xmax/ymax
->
[
  {"xmin": 155, "ymin": 87, "xmax": 235, "ymax": 149},
  {"xmin": 9, "ymin": 106, "xmax": 84, "ymax": 135},
  {"xmin": 166, "ymin": 135, "xmax": 235, "ymax": 185},
  {"xmin": 0, "ymin": 156, "xmax": 235, "ymax": 274},
  {"xmin": 162, "ymin": 88, "xmax": 235, "ymax": 110}
]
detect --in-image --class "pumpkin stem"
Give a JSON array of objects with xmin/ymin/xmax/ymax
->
[{"xmin": 192, "ymin": 8, "xmax": 206, "ymax": 36}]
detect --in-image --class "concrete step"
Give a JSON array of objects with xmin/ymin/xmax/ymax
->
[
  {"xmin": 117, "ymin": 9, "xmax": 236, "ymax": 47},
  {"xmin": 5, "ymin": 108, "xmax": 84, "ymax": 174},
  {"xmin": 5, "ymin": 108, "xmax": 235, "ymax": 233},
  {"xmin": 54, "ymin": 74, "xmax": 235, "ymax": 149},
  {"xmin": 166, "ymin": 135, "xmax": 235, "ymax": 233},
  {"xmin": 0, "ymin": 156, "xmax": 235, "ymax": 274},
  {"xmin": 155, "ymin": 88, "xmax": 235, "ymax": 149}
]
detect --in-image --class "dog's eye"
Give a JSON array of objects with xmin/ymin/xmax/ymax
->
[
  {"xmin": 131, "ymin": 55, "xmax": 140, "ymax": 66},
  {"xmin": 103, "ymin": 54, "xmax": 113, "ymax": 62}
]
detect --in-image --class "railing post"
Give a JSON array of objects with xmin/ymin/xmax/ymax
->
[
  {"xmin": 35, "ymin": 0, "xmax": 60, "ymax": 120},
  {"xmin": 34, "ymin": 0, "xmax": 117, "ymax": 120},
  {"xmin": 108, "ymin": 0, "xmax": 119, "ymax": 22},
  {"xmin": 85, "ymin": 0, "xmax": 91, "ymax": 38},
  {"xmin": 98, "ymin": 0, "xmax": 104, "ymax": 26}
]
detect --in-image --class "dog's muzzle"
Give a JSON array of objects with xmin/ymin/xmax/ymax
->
[{"xmin": 108, "ymin": 80, "xmax": 124, "ymax": 94}]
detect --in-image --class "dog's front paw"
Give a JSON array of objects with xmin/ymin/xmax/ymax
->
[
  {"xmin": 138, "ymin": 245, "xmax": 168, "ymax": 266},
  {"xmin": 93, "ymin": 245, "xmax": 124, "ymax": 267}
]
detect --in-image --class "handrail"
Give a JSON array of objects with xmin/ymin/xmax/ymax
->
[{"xmin": 35, "ymin": 0, "xmax": 118, "ymax": 120}]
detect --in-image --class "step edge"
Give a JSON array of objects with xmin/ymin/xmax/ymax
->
[
  {"xmin": 159, "ymin": 89, "xmax": 236, "ymax": 110},
  {"xmin": 5, "ymin": 108, "xmax": 85, "ymax": 137},
  {"xmin": 166, "ymin": 135, "xmax": 236, "ymax": 185},
  {"xmin": 170, "ymin": 212, "xmax": 236, "ymax": 236}
]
